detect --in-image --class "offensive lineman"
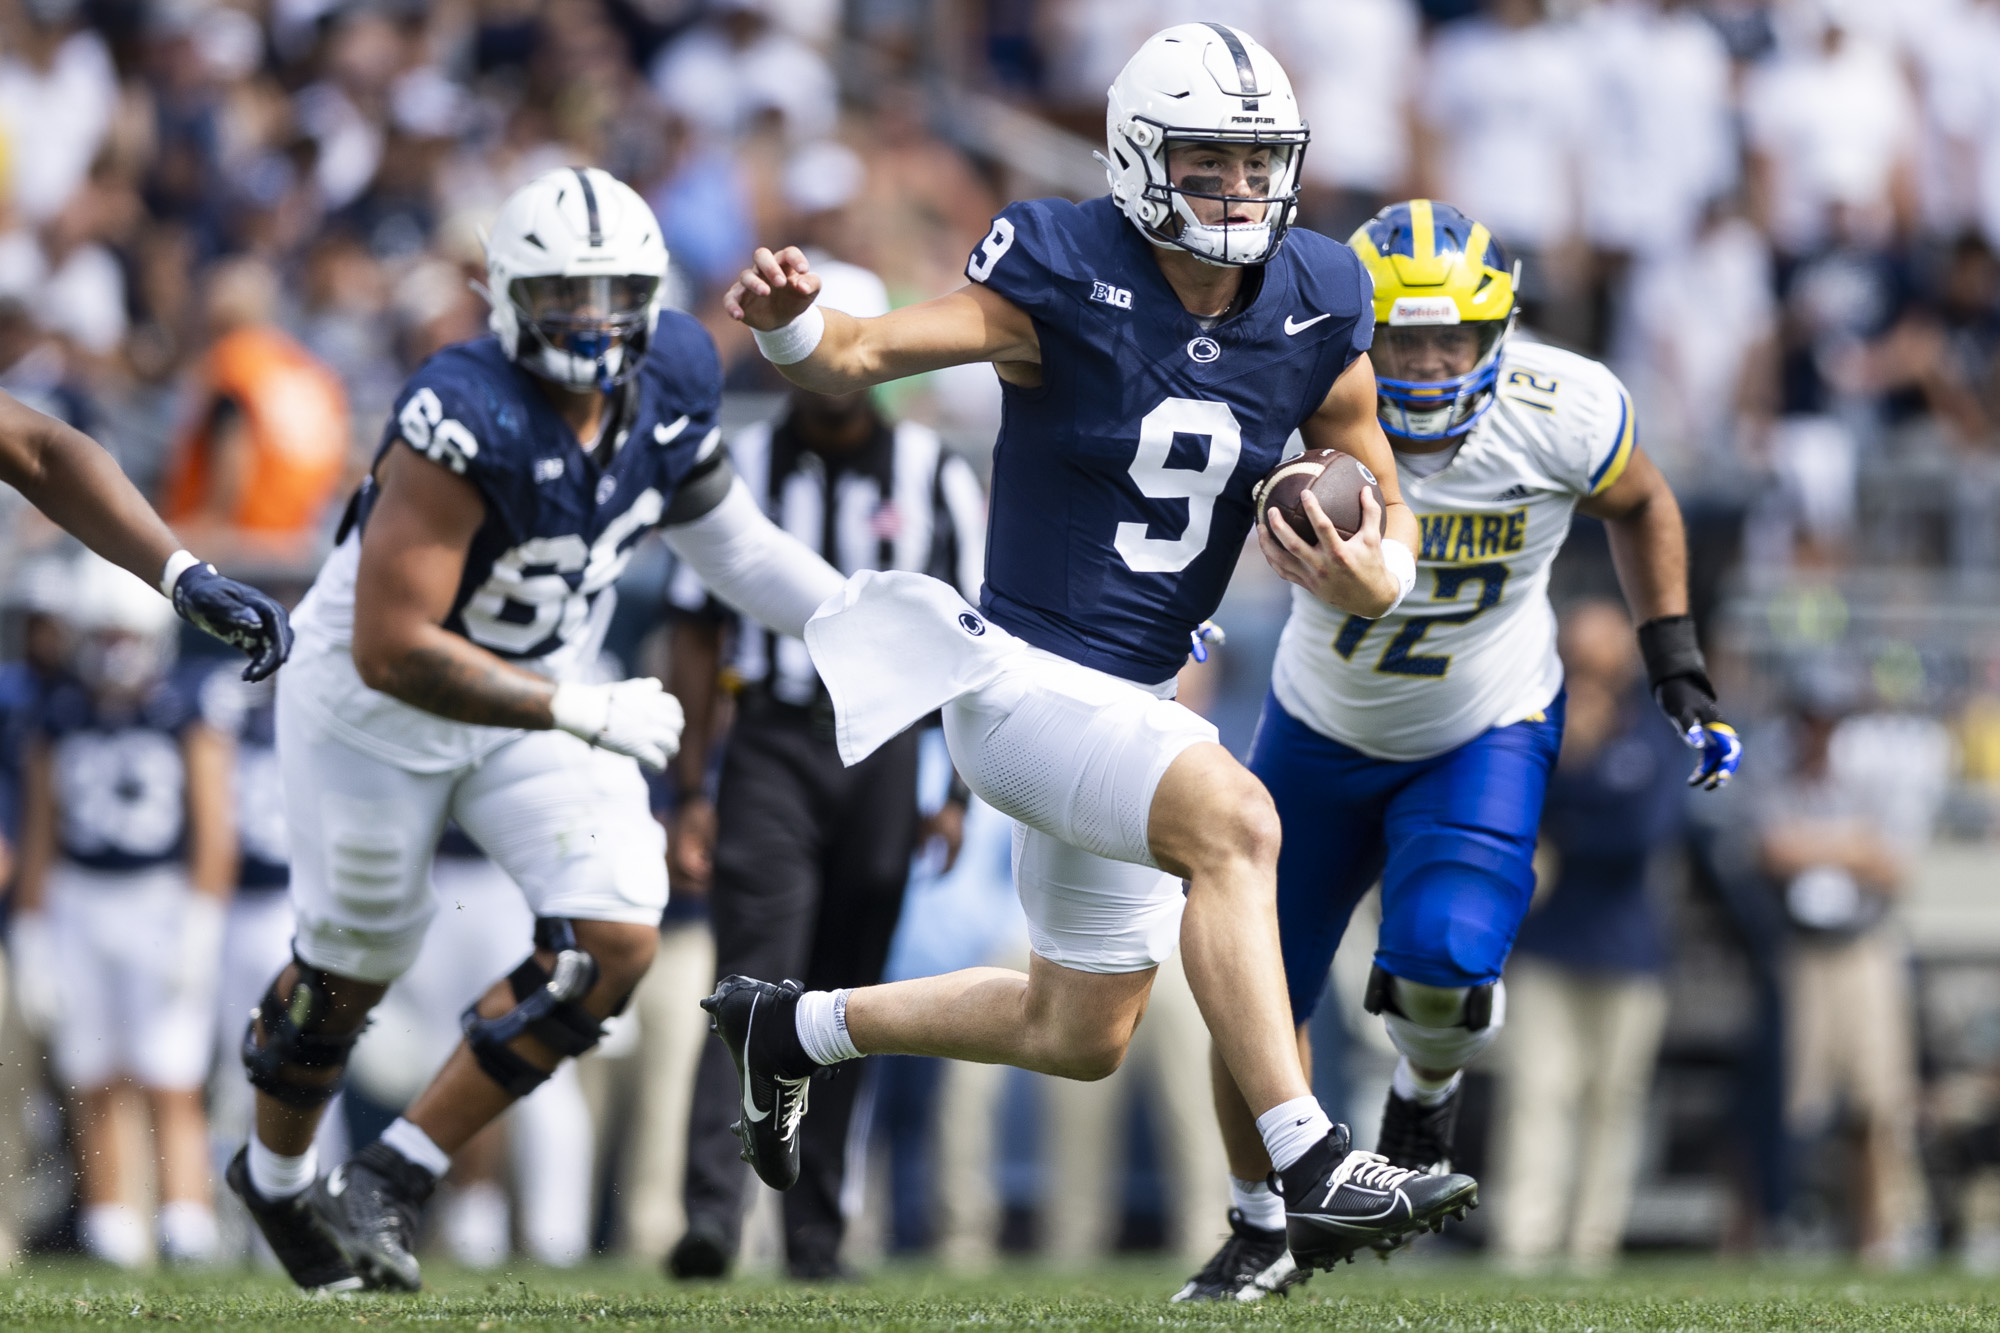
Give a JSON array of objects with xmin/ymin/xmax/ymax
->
[
  {"xmin": 226, "ymin": 168, "xmax": 845, "ymax": 1292},
  {"xmin": 1177, "ymin": 201, "xmax": 1743, "ymax": 1301},
  {"xmin": 711, "ymin": 25, "xmax": 1477, "ymax": 1270}
]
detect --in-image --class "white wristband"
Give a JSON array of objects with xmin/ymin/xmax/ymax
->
[
  {"xmin": 751, "ymin": 305, "xmax": 825, "ymax": 366},
  {"xmin": 160, "ymin": 549, "xmax": 202, "ymax": 599},
  {"xmin": 1380, "ymin": 538, "xmax": 1416, "ymax": 616}
]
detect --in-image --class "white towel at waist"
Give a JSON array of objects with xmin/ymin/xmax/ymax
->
[{"xmin": 804, "ymin": 570, "xmax": 1027, "ymax": 766}]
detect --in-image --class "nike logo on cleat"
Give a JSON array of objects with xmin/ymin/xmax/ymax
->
[
  {"xmin": 741, "ymin": 997, "xmax": 772, "ymax": 1123},
  {"xmin": 1285, "ymin": 313, "xmax": 1333, "ymax": 335}
]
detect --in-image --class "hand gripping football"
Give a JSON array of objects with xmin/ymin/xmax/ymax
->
[{"xmin": 1252, "ymin": 448, "xmax": 1385, "ymax": 544}]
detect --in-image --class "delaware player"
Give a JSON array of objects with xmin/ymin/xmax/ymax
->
[
  {"xmin": 711, "ymin": 25, "xmax": 1480, "ymax": 1269},
  {"xmin": 226, "ymin": 168, "xmax": 845, "ymax": 1291},
  {"xmin": 1177, "ymin": 200, "xmax": 1742, "ymax": 1301}
]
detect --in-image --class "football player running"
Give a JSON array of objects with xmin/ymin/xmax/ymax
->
[
  {"xmin": 713, "ymin": 25, "xmax": 1479, "ymax": 1272},
  {"xmin": 225, "ymin": 168, "xmax": 846, "ymax": 1292},
  {"xmin": 1177, "ymin": 200, "xmax": 1742, "ymax": 1302}
]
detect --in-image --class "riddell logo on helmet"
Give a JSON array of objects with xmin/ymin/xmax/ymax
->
[{"xmin": 1388, "ymin": 296, "xmax": 1461, "ymax": 326}]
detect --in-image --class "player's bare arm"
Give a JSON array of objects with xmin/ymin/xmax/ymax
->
[
  {"xmin": 0, "ymin": 391, "xmax": 180, "ymax": 582},
  {"xmin": 1575, "ymin": 447, "xmax": 1686, "ymax": 622},
  {"xmin": 1258, "ymin": 355, "xmax": 1419, "ymax": 617},
  {"xmin": 183, "ymin": 724, "xmax": 238, "ymax": 900},
  {"xmin": 728, "ymin": 249, "xmax": 1041, "ymax": 391},
  {"xmin": 0, "ymin": 391, "xmax": 292, "ymax": 680},
  {"xmin": 351, "ymin": 443, "xmax": 559, "ymax": 730}
]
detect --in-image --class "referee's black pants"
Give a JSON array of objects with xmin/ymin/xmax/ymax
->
[{"xmin": 682, "ymin": 699, "xmax": 918, "ymax": 1274}]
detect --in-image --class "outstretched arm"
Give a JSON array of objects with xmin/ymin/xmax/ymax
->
[
  {"xmin": 725, "ymin": 246, "xmax": 1040, "ymax": 395},
  {"xmin": 0, "ymin": 391, "xmax": 180, "ymax": 583},
  {"xmin": 0, "ymin": 390, "xmax": 292, "ymax": 680},
  {"xmin": 1259, "ymin": 355, "xmax": 1419, "ymax": 618}
]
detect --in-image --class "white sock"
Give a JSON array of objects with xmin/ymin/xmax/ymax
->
[
  {"xmin": 795, "ymin": 988, "xmax": 861, "ymax": 1067},
  {"xmin": 1255, "ymin": 1095, "xmax": 1333, "ymax": 1173},
  {"xmin": 1392, "ymin": 1057, "xmax": 1462, "ymax": 1106},
  {"xmin": 81, "ymin": 1203, "xmax": 149, "ymax": 1268},
  {"xmin": 157, "ymin": 1200, "xmax": 219, "ymax": 1263},
  {"xmin": 247, "ymin": 1137, "xmax": 317, "ymax": 1201},
  {"xmin": 380, "ymin": 1117, "xmax": 451, "ymax": 1178},
  {"xmin": 1230, "ymin": 1174, "xmax": 1286, "ymax": 1230}
]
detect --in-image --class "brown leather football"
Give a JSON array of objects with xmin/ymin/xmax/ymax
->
[{"xmin": 1252, "ymin": 448, "xmax": 1385, "ymax": 544}]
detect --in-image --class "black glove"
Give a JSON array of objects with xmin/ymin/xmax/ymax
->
[
  {"xmin": 170, "ymin": 560, "xmax": 294, "ymax": 682},
  {"xmin": 1636, "ymin": 614, "xmax": 1741, "ymax": 790}
]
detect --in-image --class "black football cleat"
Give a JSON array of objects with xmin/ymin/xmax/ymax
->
[
  {"xmin": 700, "ymin": 975, "xmax": 817, "ymax": 1191},
  {"xmin": 1278, "ymin": 1126, "xmax": 1479, "ymax": 1270},
  {"xmin": 1369, "ymin": 1084, "xmax": 1466, "ymax": 1255},
  {"xmin": 1172, "ymin": 1208, "xmax": 1306, "ymax": 1302},
  {"xmin": 224, "ymin": 1147, "xmax": 363, "ymax": 1293},
  {"xmin": 1377, "ymin": 1084, "xmax": 1462, "ymax": 1175},
  {"xmin": 305, "ymin": 1142, "xmax": 436, "ymax": 1291}
]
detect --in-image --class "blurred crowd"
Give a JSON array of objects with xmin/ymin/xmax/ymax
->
[{"xmin": 0, "ymin": 0, "xmax": 1987, "ymax": 1279}]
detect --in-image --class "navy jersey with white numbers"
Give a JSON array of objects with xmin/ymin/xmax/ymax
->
[
  {"xmin": 966, "ymin": 195, "xmax": 1372, "ymax": 683},
  {"xmin": 296, "ymin": 318, "xmax": 722, "ymax": 678},
  {"xmin": 37, "ymin": 671, "xmax": 203, "ymax": 872}
]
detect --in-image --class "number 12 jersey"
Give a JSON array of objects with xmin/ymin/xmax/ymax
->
[
  {"xmin": 966, "ymin": 195, "xmax": 1372, "ymax": 684},
  {"xmin": 1273, "ymin": 338, "xmax": 1639, "ymax": 761}
]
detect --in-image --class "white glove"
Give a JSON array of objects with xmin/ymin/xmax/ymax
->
[
  {"xmin": 169, "ymin": 894, "xmax": 227, "ymax": 1005},
  {"xmin": 8, "ymin": 911, "xmax": 61, "ymax": 1040},
  {"xmin": 550, "ymin": 678, "xmax": 686, "ymax": 770}
]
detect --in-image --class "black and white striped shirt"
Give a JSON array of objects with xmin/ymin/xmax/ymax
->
[{"xmin": 668, "ymin": 410, "xmax": 986, "ymax": 705}]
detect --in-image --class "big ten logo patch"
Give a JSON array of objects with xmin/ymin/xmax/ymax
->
[{"xmin": 1091, "ymin": 281, "xmax": 1133, "ymax": 310}]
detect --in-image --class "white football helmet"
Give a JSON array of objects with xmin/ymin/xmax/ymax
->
[
  {"xmin": 483, "ymin": 167, "xmax": 669, "ymax": 392},
  {"xmin": 1102, "ymin": 23, "xmax": 1309, "ymax": 268}
]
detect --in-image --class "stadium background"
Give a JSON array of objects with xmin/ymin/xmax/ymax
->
[{"xmin": 0, "ymin": 0, "xmax": 1990, "ymax": 1281}]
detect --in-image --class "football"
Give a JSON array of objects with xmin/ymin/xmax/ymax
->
[{"xmin": 1252, "ymin": 448, "xmax": 1386, "ymax": 545}]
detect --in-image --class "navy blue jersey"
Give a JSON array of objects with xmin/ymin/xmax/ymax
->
[
  {"xmin": 199, "ymin": 671, "xmax": 288, "ymax": 890},
  {"xmin": 967, "ymin": 196, "xmax": 1372, "ymax": 682},
  {"xmin": 364, "ymin": 318, "xmax": 723, "ymax": 664},
  {"xmin": 37, "ymin": 669, "xmax": 204, "ymax": 872}
]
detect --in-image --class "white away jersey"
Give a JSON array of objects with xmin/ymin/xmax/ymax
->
[{"xmin": 1271, "ymin": 339, "xmax": 1637, "ymax": 760}]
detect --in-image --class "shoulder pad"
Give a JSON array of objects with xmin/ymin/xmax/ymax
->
[
  {"xmin": 965, "ymin": 197, "xmax": 1099, "ymax": 316},
  {"xmin": 1500, "ymin": 343, "xmax": 1635, "ymax": 495},
  {"xmin": 391, "ymin": 342, "xmax": 509, "ymax": 477}
]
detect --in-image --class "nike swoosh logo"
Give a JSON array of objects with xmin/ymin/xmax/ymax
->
[
  {"xmin": 741, "ymin": 997, "xmax": 772, "ymax": 1123},
  {"xmin": 327, "ymin": 1167, "xmax": 347, "ymax": 1198},
  {"xmin": 1285, "ymin": 313, "xmax": 1333, "ymax": 336},
  {"xmin": 653, "ymin": 415, "xmax": 690, "ymax": 445}
]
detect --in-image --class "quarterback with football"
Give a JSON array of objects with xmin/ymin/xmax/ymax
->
[
  {"xmin": 712, "ymin": 24, "xmax": 1480, "ymax": 1271},
  {"xmin": 225, "ymin": 167, "xmax": 845, "ymax": 1292},
  {"xmin": 1179, "ymin": 200, "xmax": 1742, "ymax": 1302}
]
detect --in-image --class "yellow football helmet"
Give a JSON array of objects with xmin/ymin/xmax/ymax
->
[{"xmin": 1349, "ymin": 200, "xmax": 1517, "ymax": 441}]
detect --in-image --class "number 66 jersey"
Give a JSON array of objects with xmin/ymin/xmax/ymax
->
[
  {"xmin": 967, "ymin": 195, "xmax": 1372, "ymax": 684},
  {"xmin": 286, "ymin": 323, "xmax": 721, "ymax": 772},
  {"xmin": 1272, "ymin": 338, "xmax": 1637, "ymax": 761}
]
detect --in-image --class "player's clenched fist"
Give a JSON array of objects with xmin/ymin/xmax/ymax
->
[
  {"xmin": 726, "ymin": 246, "xmax": 821, "ymax": 330},
  {"xmin": 551, "ymin": 677, "xmax": 686, "ymax": 770}
]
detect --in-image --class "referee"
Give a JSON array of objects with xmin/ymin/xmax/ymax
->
[{"xmin": 667, "ymin": 262, "xmax": 985, "ymax": 1280}]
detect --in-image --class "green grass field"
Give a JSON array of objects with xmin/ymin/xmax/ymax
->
[{"xmin": 0, "ymin": 1258, "xmax": 1997, "ymax": 1331}]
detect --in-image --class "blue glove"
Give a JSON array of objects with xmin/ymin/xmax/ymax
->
[
  {"xmin": 1655, "ymin": 674, "xmax": 1743, "ymax": 791},
  {"xmin": 170, "ymin": 560, "xmax": 293, "ymax": 682}
]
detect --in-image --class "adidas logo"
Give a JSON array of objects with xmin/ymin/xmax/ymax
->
[{"xmin": 1493, "ymin": 484, "xmax": 1534, "ymax": 502}]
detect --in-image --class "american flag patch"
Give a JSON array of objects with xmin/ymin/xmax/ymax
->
[{"xmin": 871, "ymin": 501, "xmax": 902, "ymax": 540}]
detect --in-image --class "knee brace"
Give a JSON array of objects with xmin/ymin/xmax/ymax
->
[
  {"xmin": 1364, "ymin": 964, "xmax": 1507, "ymax": 1072},
  {"xmin": 462, "ymin": 918, "xmax": 607, "ymax": 1098},
  {"xmin": 242, "ymin": 958, "xmax": 367, "ymax": 1108}
]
